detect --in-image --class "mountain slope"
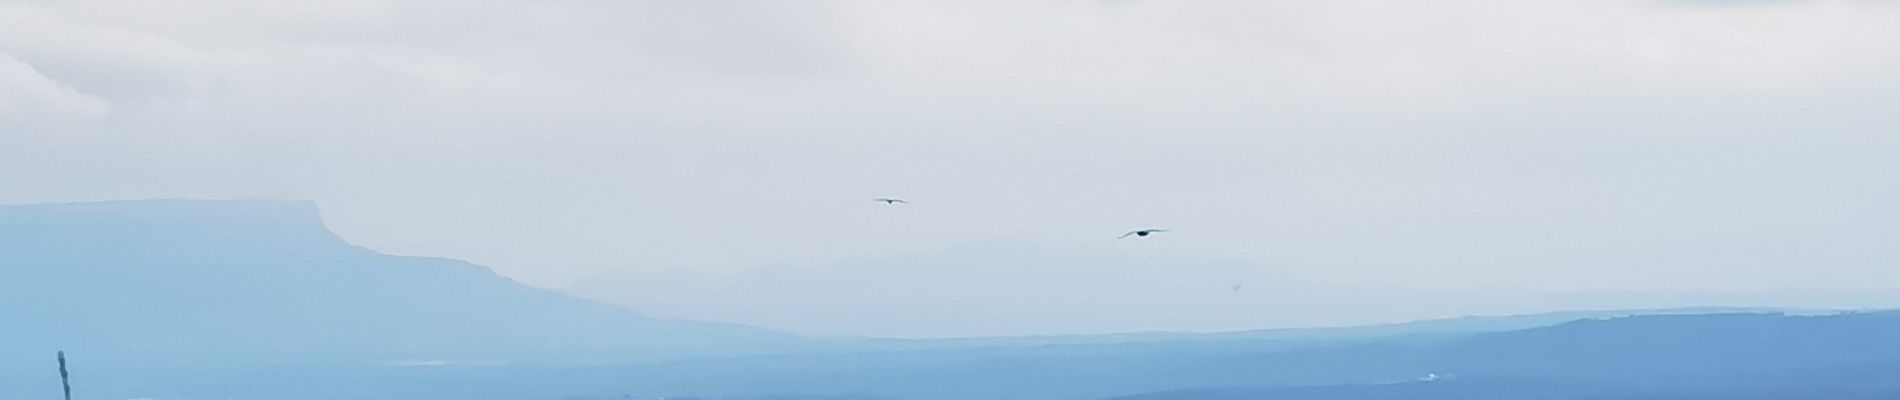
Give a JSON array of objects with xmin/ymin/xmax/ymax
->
[
  {"xmin": 1441, "ymin": 311, "xmax": 1900, "ymax": 382},
  {"xmin": 0, "ymin": 199, "xmax": 803, "ymax": 370},
  {"xmin": 1106, "ymin": 312, "xmax": 1900, "ymax": 400}
]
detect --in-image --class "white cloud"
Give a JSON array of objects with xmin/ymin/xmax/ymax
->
[{"xmin": 0, "ymin": 53, "xmax": 109, "ymax": 120}]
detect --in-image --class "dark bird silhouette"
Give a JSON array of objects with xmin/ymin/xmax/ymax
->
[
  {"xmin": 874, "ymin": 198, "xmax": 908, "ymax": 205},
  {"xmin": 1119, "ymin": 229, "xmax": 1168, "ymax": 239}
]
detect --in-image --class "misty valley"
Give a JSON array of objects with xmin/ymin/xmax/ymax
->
[{"xmin": 4, "ymin": 201, "xmax": 1900, "ymax": 400}]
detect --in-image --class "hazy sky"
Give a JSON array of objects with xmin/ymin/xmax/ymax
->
[{"xmin": 5, "ymin": 0, "xmax": 1900, "ymax": 336}]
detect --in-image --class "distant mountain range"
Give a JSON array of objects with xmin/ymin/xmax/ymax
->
[
  {"xmin": 5, "ymin": 199, "xmax": 1900, "ymax": 400},
  {"xmin": 0, "ymin": 200, "xmax": 807, "ymax": 371}
]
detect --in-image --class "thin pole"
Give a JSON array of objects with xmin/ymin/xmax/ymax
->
[{"xmin": 57, "ymin": 351, "xmax": 72, "ymax": 400}]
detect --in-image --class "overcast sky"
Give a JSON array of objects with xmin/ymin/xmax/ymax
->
[{"xmin": 5, "ymin": 0, "xmax": 1900, "ymax": 336}]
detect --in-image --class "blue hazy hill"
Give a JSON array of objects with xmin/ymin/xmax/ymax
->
[
  {"xmin": 1108, "ymin": 312, "xmax": 1900, "ymax": 400},
  {"xmin": 7, "ymin": 200, "xmax": 1900, "ymax": 400},
  {"xmin": 0, "ymin": 200, "xmax": 805, "ymax": 370},
  {"xmin": 1441, "ymin": 311, "xmax": 1900, "ymax": 383}
]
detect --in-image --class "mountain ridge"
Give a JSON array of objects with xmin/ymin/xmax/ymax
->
[{"xmin": 0, "ymin": 199, "xmax": 806, "ymax": 370}]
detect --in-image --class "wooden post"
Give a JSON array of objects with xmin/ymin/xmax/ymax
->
[{"xmin": 57, "ymin": 351, "xmax": 72, "ymax": 400}]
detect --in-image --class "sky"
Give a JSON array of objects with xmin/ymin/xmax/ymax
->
[{"xmin": 5, "ymin": 0, "xmax": 1900, "ymax": 336}]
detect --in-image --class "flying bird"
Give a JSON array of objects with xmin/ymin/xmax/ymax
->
[
  {"xmin": 1118, "ymin": 229, "xmax": 1168, "ymax": 239},
  {"xmin": 874, "ymin": 198, "xmax": 908, "ymax": 205}
]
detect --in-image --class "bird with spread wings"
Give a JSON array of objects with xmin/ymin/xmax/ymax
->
[{"xmin": 1119, "ymin": 229, "xmax": 1168, "ymax": 239}]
